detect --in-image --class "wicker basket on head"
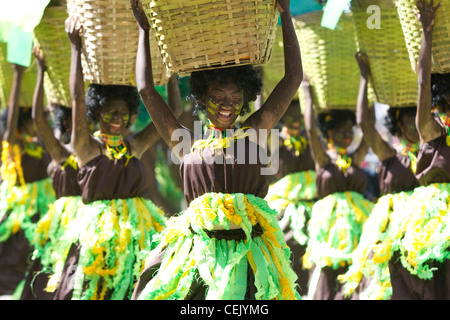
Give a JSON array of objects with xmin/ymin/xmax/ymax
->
[
  {"xmin": 395, "ymin": 0, "xmax": 450, "ymax": 74},
  {"xmin": 0, "ymin": 43, "xmax": 39, "ymax": 108},
  {"xmin": 352, "ymin": 0, "xmax": 418, "ymax": 107},
  {"xmin": 141, "ymin": 0, "xmax": 279, "ymax": 75},
  {"xmin": 66, "ymin": 0, "xmax": 168, "ymax": 86},
  {"xmin": 295, "ymin": 10, "xmax": 372, "ymax": 112},
  {"xmin": 34, "ymin": 5, "xmax": 72, "ymax": 107}
]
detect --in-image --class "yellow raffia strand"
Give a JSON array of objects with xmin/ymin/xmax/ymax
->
[
  {"xmin": 11, "ymin": 220, "xmax": 21, "ymax": 234},
  {"xmin": 83, "ymin": 244, "xmax": 118, "ymax": 277},
  {"xmin": 218, "ymin": 195, "xmax": 242, "ymax": 227},
  {"xmin": 61, "ymin": 154, "xmax": 78, "ymax": 171},
  {"xmin": 35, "ymin": 204, "xmax": 56, "ymax": 245},
  {"xmin": 1, "ymin": 141, "xmax": 26, "ymax": 188},
  {"xmin": 262, "ymin": 237, "xmax": 296, "ymax": 300},
  {"xmin": 372, "ymin": 240, "xmax": 393, "ymax": 264},
  {"xmin": 336, "ymin": 154, "xmax": 352, "ymax": 174},
  {"xmin": 255, "ymin": 211, "xmax": 279, "ymax": 247},
  {"xmin": 244, "ymin": 198, "xmax": 257, "ymax": 226},
  {"xmin": 117, "ymin": 199, "xmax": 131, "ymax": 253},
  {"xmin": 190, "ymin": 127, "xmax": 251, "ymax": 160}
]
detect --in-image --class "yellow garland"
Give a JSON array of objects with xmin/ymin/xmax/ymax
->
[
  {"xmin": 190, "ymin": 127, "xmax": 252, "ymax": 160},
  {"xmin": 61, "ymin": 154, "xmax": 78, "ymax": 171},
  {"xmin": 1, "ymin": 141, "xmax": 26, "ymax": 188}
]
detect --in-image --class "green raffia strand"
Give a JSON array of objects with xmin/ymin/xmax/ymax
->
[
  {"xmin": 31, "ymin": 195, "xmax": 84, "ymax": 292},
  {"xmin": 154, "ymin": 145, "xmax": 183, "ymax": 205},
  {"xmin": 265, "ymin": 170, "xmax": 317, "ymax": 245},
  {"xmin": 0, "ymin": 177, "xmax": 55, "ymax": 243},
  {"xmin": 69, "ymin": 197, "xmax": 166, "ymax": 300},
  {"xmin": 338, "ymin": 191, "xmax": 413, "ymax": 300},
  {"xmin": 138, "ymin": 192, "xmax": 300, "ymax": 300},
  {"xmin": 391, "ymin": 183, "xmax": 450, "ymax": 280},
  {"xmin": 304, "ymin": 191, "xmax": 374, "ymax": 271}
]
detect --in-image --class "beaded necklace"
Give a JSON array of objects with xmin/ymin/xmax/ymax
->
[
  {"xmin": 282, "ymin": 128, "xmax": 308, "ymax": 157},
  {"xmin": 400, "ymin": 138, "xmax": 419, "ymax": 174},
  {"xmin": 329, "ymin": 143, "xmax": 352, "ymax": 173},
  {"xmin": 93, "ymin": 131, "xmax": 133, "ymax": 166},
  {"xmin": 439, "ymin": 112, "xmax": 450, "ymax": 147},
  {"xmin": 20, "ymin": 133, "xmax": 44, "ymax": 159}
]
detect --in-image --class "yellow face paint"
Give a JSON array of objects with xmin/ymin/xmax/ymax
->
[
  {"xmin": 208, "ymin": 99, "xmax": 219, "ymax": 109},
  {"xmin": 207, "ymin": 108, "xmax": 215, "ymax": 115}
]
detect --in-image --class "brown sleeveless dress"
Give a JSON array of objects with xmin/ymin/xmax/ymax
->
[
  {"xmin": 0, "ymin": 151, "xmax": 51, "ymax": 296},
  {"xmin": 19, "ymin": 160, "xmax": 82, "ymax": 300},
  {"xmin": 389, "ymin": 131, "xmax": 450, "ymax": 300}
]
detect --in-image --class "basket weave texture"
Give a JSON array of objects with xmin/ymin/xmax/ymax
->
[
  {"xmin": 395, "ymin": 0, "xmax": 450, "ymax": 74},
  {"xmin": 66, "ymin": 0, "xmax": 167, "ymax": 85},
  {"xmin": 141, "ymin": 0, "xmax": 279, "ymax": 75},
  {"xmin": 0, "ymin": 43, "xmax": 39, "ymax": 108},
  {"xmin": 295, "ymin": 10, "xmax": 372, "ymax": 111},
  {"xmin": 352, "ymin": 0, "xmax": 418, "ymax": 107},
  {"xmin": 34, "ymin": 5, "xmax": 72, "ymax": 107}
]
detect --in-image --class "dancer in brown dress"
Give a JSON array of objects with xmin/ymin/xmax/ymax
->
[
  {"xmin": 338, "ymin": 52, "xmax": 420, "ymax": 300},
  {"xmin": 301, "ymin": 76, "xmax": 374, "ymax": 300},
  {"xmin": 265, "ymin": 100, "xmax": 317, "ymax": 296},
  {"xmin": 0, "ymin": 60, "xmax": 55, "ymax": 298},
  {"xmin": 385, "ymin": 0, "xmax": 450, "ymax": 300},
  {"xmin": 52, "ymin": 15, "xmax": 176, "ymax": 300},
  {"xmin": 130, "ymin": 0, "xmax": 303, "ymax": 299}
]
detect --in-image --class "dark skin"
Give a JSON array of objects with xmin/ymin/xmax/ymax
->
[
  {"xmin": 355, "ymin": 51, "xmax": 419, "ymax": 162},
  {"xmin": 302, "ymin": 75, "xmax": 369, "ymax": 171},
  {"xmin": 3, "ymin": 63, "xmax": 26, "ymax": 147},
  {"xmin": 415, "ymin": 0, "xmax": 445, "ymax": 144},
  {"xmin": 32, "ymin": 44, "xmax": 72, "ymax": 164},
  {"xmin": 65, "ymin": 15, "xmax": 182, "ymax": 167},
  {"xmin": 131, "ymin": 0, "xmax": 302, "ymax": 151}
]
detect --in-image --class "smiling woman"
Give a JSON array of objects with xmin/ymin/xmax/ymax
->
[
  {"xmin": 130, "ymin": 0, "xmax": 303, "ymax": 300},
  {"xmin": 49, "ymin": 15, "xmax": 184, "ymax": 300}
]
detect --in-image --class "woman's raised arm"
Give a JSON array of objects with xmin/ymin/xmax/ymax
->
[
  {"xmin": 31, "ymin": 45, "xmax": 71, "ymax": 163},
  {"xmin": 131, "ymin": 0, "xmax": 185, "ymax": 151},
  {"xmin": 244, "ymin": 0, "xmax": 303, "ymax": 132}
]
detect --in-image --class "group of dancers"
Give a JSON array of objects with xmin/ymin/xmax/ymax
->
[{"xmin": 0, "ymin": 0, "xmax": 449, "ymax": 300}]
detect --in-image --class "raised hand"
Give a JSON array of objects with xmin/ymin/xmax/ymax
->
[
  {"xmin": 130, "ymin": 0, "xmax": 150, "ymax": 31},
  {"xmin": 32, "ymin": 44, "xmax": 46, "ymax": 72},
  {"xmin": 65, "ymin": 15, "xmax": 82, "ymax": 47},
  {"xmin": 355, "ymin": 51, "xmax": 370, "ymax": 79},
  {"xmin": 415, "ymin": 0, "xmax": 441, "ymax": 32}
]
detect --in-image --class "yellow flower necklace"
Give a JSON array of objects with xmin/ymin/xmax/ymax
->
[
  {"xmin": 93, "ymin": 131, "xmax": 134, "ymax": 166},
  {"xmin": 400, "ymin": 138, "xmax": 419, "ymax": 174}
]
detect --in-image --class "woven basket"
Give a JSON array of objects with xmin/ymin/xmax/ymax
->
[
  {"xmin": 34, "ymin": 5, "xmax": 72, "ymax": 107},
  {"xmin": 395, "ymin": 0, "xmax": 450, "ymax": 74},
  {"xmin": 352, "ymin": 0, "xmax": 418, "ymax": 107},
  {"xmin": 66, "ymin": 0, "xmax": 168, "ymax": 86},
  {"xmin": 141, "ymin": 0, "xmax": 279, "ymax": 75},
  {"xmin": 0, "ymin": 43, "xmax": 39, "ymax": 108},
  {"xmin": 295, "ymin": 10, "xmax": 372, "ymax": 111}
]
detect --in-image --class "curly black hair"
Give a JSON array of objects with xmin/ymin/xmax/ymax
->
[
  {"xmin": 187, "ymin": 65, "xmax": 262, "ymax": 117},
  {"xmin": 85, "ymin": 84, "xmax": 140, "ymax": 127},
  {"xmin": 384, "ymin": 106, "xmax": 416, "ymax": 137},
  {"xmin": 431, "ymin": 73, "xmax": 450, "ymax": 113},
  {"xmin": 317, "ymin": 109, "xmax": 356, "ymax": 140},
  {"xmin": 0, "ymin": 107, "xmax": 33, "ymax": 134}
]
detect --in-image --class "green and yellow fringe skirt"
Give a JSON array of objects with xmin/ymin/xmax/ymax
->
[
  {"xmin": 265, "ymin": 170, "xmax": 317, "ymax": 245},
  {"xmin": 337, "ymin": 190, "xmax": 413, "ymax": 300},
  {"xmin": 0, "ymin": 177, "xmax": 55, "ymax": 243},
  {"xmin": 303, "ymin": 191, "xmax": 374, "ymax": 271},
  {"xmin": 66, "ymin": 197, "xmax": 166, "ymax": 300},
  {"xmin": 30, "ymin": 195, "xmax": 84, "ymax": 293},
  {"xmin": 137, "ymin": 192, "xmax": 300, "ymax": 300}
]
